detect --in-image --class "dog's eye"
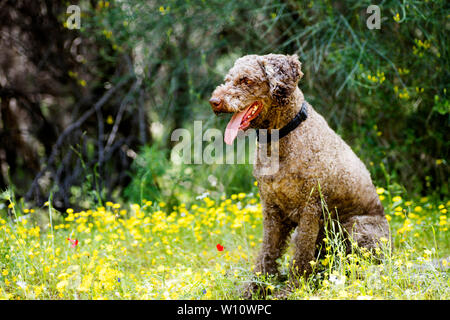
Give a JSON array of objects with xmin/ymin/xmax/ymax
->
[{"xmin": 240, "ymin": 78, "xmax": 253, "ymax": 86}]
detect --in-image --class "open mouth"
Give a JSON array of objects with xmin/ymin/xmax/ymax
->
[
  {"xmin": 224, "ymin": 101, "xmax": 263, "ymax": 145},
  {"xmin": 239, "ymin": 101, "xmax": 263, "ymax": 130}
]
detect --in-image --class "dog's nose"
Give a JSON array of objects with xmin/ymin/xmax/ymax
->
[{"xmin": 209, "ymin": 97, "xmax": 223, "ymax": 111}]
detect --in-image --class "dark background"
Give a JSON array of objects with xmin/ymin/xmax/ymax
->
[{"xmin": 0, "ymin": 0, "xmax": 448, "ymax": 211}]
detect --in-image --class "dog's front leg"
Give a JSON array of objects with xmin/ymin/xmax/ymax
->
[
  {"xmin": 255, "ymin": 212, "xmax": 293, "ymax": 275},
  {"xmin": 243, "ymin": 205, "xmax": 293, "ymax": 299},
  {"xmin": 290, "ymin": 206, "xmax": 321, "ymax": 285}
]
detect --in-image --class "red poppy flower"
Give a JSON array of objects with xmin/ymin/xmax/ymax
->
[
  {"xmin": 216, "ymin": 244, "xmax": 224, "ymax": 251},
  {"xmin": 67, "ymin": 237, "xmax": 79, "ymax": 248}
]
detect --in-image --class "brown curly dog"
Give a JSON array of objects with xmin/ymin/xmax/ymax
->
[{"xmin": 209, "ymin": 54, "xmax": 390, "ymax": 298}]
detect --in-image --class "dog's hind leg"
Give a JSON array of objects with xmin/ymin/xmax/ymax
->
[{"xmin": 341, "ymin": 214, "xmax": 391, "ymax": 255}]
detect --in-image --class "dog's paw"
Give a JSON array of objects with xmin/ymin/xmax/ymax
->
[
  {"xmin": 241, "ymin": 281, "xmax": 271, "ymax": 299},
  {"xmin": 242, "ymin": 281, "xmax": 292, "ymax": 300},
  {"xmin": 273, "ymin": 287, "xmax": 291, "ymax": 300},
  {"xmin": 241, "ymin": 282, "xmax": 259, "ymax": 299},
  {"xmin": 242, "ymin": 281, "xmax": 279, "ymax": 299}
]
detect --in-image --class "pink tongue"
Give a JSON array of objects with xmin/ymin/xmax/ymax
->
[{"xmin": 224, "ymin": 107, "xmax": 249, "ymax": 145}]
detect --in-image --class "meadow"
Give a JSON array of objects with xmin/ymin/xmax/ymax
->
[{"xmin": 1, "ymin": 184, "xmax": 448, "ymax": 300}]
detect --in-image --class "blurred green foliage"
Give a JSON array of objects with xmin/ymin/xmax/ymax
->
[{"xmin": 81, "ymin": 0, "xmax": 448, "ymax": 205}]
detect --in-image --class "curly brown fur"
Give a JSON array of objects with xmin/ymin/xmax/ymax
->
[{"xmin": 210, "ymin": 54, "xmax": 390, "ymax": 299}]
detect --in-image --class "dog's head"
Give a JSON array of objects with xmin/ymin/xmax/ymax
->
[{"xmin": 209, "ymin": 54, "xmax": 303, "ymax": 144}]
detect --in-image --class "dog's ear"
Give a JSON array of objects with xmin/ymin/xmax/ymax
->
[{"xmin": 260, "ymin": 54, "xmax": 303, "ymax": 106}]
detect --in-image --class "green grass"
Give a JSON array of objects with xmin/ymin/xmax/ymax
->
[{"xmin": 0, "ymin": 186, "xmax": 448, "ymax": 300}]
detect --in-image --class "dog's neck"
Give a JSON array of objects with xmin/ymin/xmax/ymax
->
[
  {"xmin": 254, "ymin": 88, "xmax": 308, "ymax": 172},
  {"xmin": 268, "ymin": 87, "xmax": 304, "ymax": 130}
]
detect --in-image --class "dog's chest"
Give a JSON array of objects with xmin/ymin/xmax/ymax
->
[{"xmin": 255, "ymin": 166, "xmax": 312, "ymax": 214}]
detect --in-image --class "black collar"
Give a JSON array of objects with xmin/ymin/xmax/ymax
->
[{"xmin": 256, "ymin": 101, "xmax": 308, "ymax": 143}]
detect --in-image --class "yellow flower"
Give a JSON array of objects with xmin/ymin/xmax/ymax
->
[
  {"xmin": 376, "ymin": 187, "xmax": 385, "ymax": 195},
  {"xmin": 393, "ymin": 13, "xmax": 400, "ymax": 22},
  {"xmin": 56, "ymin": 280, "xmax": 69, "ymax": 292},
  {"xmin": 34, "ymin": 285, "xmax": 44, "ymax": 297},
  {"xmin": 105, "ymin": 115, "xmax": 113, "ymax": 125},
  {"xmin": 102, "ymin": 29, "xmax": 112, "ymax": 39}
]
